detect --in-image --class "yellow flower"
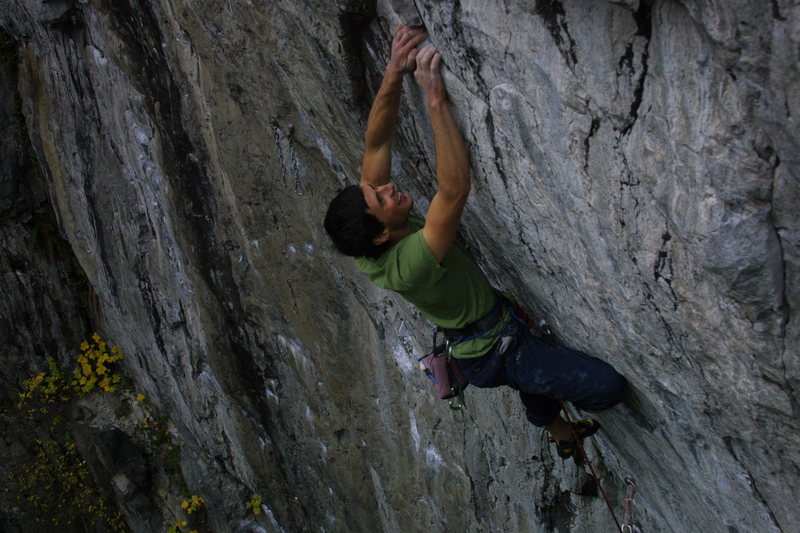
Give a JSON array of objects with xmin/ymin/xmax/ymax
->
[
  {"xmin": 136, "ymin": 393, "xmax": 146, "ymax": 402},
  {"xmin": 91, "ymin": 333, "xmax": 101, "ymax": 343},
  {"xmin": 80, "ymin": 341, "xmax": 90, "ymax": 351}
]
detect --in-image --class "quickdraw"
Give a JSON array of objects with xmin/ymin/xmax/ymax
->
[{"xmin": 620, "ymin": 478, "xmax": 639, "ymax": 533}]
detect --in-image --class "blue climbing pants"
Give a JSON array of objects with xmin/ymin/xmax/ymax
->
[{"xmin": 454, "ymin": 320, "xmax": 627, "ymax": 427}]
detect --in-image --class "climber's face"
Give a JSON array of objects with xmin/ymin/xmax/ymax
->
[{"xmin": 362, "ymin": 182, "xmax": 413, "ymax": 231}]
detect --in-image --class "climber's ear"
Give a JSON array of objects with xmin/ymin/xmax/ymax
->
[{"xmin": 372, "ymin": 229, "xmax": 390, "ymax": 246}]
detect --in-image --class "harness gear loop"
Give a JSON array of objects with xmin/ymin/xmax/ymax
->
[{"xmin": 559, "ymin": 401, "xmax": 623, "ymax": 532}]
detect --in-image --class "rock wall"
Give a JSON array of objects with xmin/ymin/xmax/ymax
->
[{"xmin": 0, "ymin": 0, "xmax": 797, "ymax": 532}]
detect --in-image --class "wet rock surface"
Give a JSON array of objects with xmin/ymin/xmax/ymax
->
[{"xmin": 0, "ymin": 1, "xmax": 797, "ymax": 531}]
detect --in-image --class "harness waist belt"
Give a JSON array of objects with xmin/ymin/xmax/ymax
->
[{"xmin": 441, "ymin": 295, "xmax": 509, "ymax": 342}]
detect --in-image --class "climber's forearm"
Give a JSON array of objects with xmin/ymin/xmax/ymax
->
[
  {"xmin": 429, "ymin": 100, "xmax": 470, "ymax": 198},
  {"xmin": 360, "ymin": 66, "xmax": 404, "ymax": 186}
]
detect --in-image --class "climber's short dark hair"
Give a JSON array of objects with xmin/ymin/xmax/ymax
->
[{"xmin": 324, "ymin": 184, "xmax": 391, "ymax": 259}]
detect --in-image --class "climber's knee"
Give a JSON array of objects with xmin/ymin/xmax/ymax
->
[{"xmin": 576, "ymin": 372, "xmax": 628, "ymax": 412}]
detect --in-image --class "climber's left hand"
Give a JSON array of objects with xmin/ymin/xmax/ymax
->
[{"xmin": 389, "ymin": 24, "xmax": 427, "ymax": 75}]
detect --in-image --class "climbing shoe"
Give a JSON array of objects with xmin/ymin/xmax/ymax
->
[{"xmin": 551, "ymin": 419, "xmax": 600, "ymax": 461}]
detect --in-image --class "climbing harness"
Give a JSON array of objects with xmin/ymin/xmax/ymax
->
[
  {"xmin": 560, "ymin": 401, "xmax": 635, "ymax": 533},
  {"xmin": 415, "ymin": 292, "xmax": 552, "ymax": 411},
  {"xmin": 419, "ymin": 292, "xmax": 514, "ymax": 410},
  {"xmin": 440, "ymin": 297, "xmax": 509, "ymax": 343}
]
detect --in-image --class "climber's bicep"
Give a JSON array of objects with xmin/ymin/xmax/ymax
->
[
  {"xmin": 422, "ymin": 189, "xmax": 469, "ymax": 263},
  {"xmin": 360, "ymin": 145, "xmax": 391, "ymax": 187}
]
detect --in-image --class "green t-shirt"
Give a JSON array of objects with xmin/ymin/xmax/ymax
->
[{"xmin": 354, "ymin": 217, "xmax": 509, "ymax": 358}]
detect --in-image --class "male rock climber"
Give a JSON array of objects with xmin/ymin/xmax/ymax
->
[{"xmin": 324, "ymin": 25, "xmax": 627, "ymax": 459}]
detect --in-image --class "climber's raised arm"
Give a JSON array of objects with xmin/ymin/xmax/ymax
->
[
  {"xmin": 415, "ymin": 46, "xmax": 471, "ymax": 263},
  {"xmin": 360, "ymin": 24, "xmax": 426, "ymax": 187}
]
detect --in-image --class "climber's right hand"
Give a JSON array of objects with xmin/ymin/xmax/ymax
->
[{"xmin": 414, "ymin": 45, "xmax": 446, "ymax": 106}]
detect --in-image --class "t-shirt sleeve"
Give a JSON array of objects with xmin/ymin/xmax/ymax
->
[{"xmin": 384, "ymin": 230, "xmax": 446, "ymax": 289}]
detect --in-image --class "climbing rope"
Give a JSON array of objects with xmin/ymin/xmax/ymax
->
[{"xmin": 559, "ymin": 401, "xmax": 625, "ymax": 532}]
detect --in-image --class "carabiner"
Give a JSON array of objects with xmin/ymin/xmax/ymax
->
[{"xmin": 448, "ymin": 386, "xmax": 466, "ymax": 410}]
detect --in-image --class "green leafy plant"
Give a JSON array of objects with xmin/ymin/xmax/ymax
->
[
  {"xmin": 17, "ymin": 356, "xmax": 69, "ymax": 408},
  {"xmin": 17, "ymin": 334, "xmax": 125, "ymax": 411},
  {"xmin": 5, "ymin": 336, "xmax": 130, "ymax": 531},
  {"xmin": 6, "ymin": 434, "xmax": 127, "ymax": 531},
  {"xmin": 166, "ymin": 520, "xmax": 193, "ymax": 533},
  {"xmin": 246, "ymin": 493, "xmax": 263, "ymax": 515},
  {"xmin": 181, "ymin": 494, "xmax": 205, "ymax": 514},
  {"xmin": 165, "ymin": 494, "xmax": 205, "ymax": 533},
  {"xmin": 72, "ymin": 333, "xmax": 125, "ymax": 393},
  {"xmin": 9, "ymin": 335, "xmax": 207, "ymax": 533}
]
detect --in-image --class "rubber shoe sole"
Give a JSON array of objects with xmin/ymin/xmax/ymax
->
[{"xmin": 552, "ymin": 419, "xmax": 600, "ymax": 460}]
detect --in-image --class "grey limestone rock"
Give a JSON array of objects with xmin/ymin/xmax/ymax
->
[{"xmin": 0, "ymin": 0, "xmax": 797, "ymax": 532}]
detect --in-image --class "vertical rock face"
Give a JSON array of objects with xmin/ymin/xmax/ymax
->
[{"xmin": 0, "ymin": 0, "xmax": 797, "ymax": 531}]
